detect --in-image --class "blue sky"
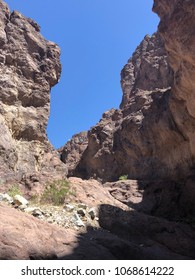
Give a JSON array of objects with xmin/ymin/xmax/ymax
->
[{"xmin": 5, "ymin": 0, "xmax": 159, "ymax": 148}]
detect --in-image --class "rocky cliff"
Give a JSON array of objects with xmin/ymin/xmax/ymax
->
[
  {"xmin": 0, "ymin": 0, "xmax": 66, "ymax": 188},
  {"xmin": 60, "ymin": 0, "xmax": 195, "ymax": 183},
  {"xmin": 1, "ymin": 0, "xmax": 195, "ymax": 260},
  {"xmin": 59, "ymin": 132, "xmax": 88, "ymax": 177},
  {"xmin": 62, "ymin": 33, "xmax": 177, "ymax": 181}
]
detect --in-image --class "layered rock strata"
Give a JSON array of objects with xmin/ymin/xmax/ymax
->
[{"xmin": 0, "ymin": 0, "xmax": 66, "ymax": 185}]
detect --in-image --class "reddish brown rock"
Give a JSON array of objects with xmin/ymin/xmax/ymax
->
[
  {"xmin": 1, "ymin": 197, "xmax": 194, "ymax": 260},
  {"xmin": 68, "ymin": 177, "xmax": 128, "ymax": 209},
  {"xmin": 72, "ymin": 33, "xmax": 178, "ymax": 182},
  {"xmin": 104, "ymin": 178, "xmax": 195, "ymax": 220},
  {"xmin": 0, "ymin": 203, "xmax": 118, "ymax": 260},
  {"xmin": 59, "ymin": 132, "xmax": 88, "ymax": 176},
  {"xmin": 1, "ymin": 0, "xmax": 195, "ymax": 261},
  {"xmin": 0, "ymin": 0, "xmax": 67, "ymax": 186},
  {"xmin": 68, "ymin": 1, "xmax": 195, "ymax": 184},
  {"xmin": 98, "ymin": 203, "xmax": 195, "ymax": 259},
  {"xmin": 153, "ymin": 0, "xmax": 195, "ymax": 164}
]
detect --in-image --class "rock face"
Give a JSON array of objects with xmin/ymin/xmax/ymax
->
[
  {"xmin": 153, "ymin": 0, "xmax": 195, "ymax": 165},
  {"xmin": 59, "ymin": 132, "xmax": 88, "ymax": 176},
  {"xmin": 71, "ymin": 33, "xmax": 177, "ymax": 181},
  {"xmin": 0, "ymin": 0, "xmax": 66, "ymax": 185},
  {"xmin": 1, "ymin": 179, "xmax": 195, "ymax": 260},
  {"xmin": 0, "ymin": 203, "xmax": 114, "ymax": 260},
  {"xmin": 65, "ymin": 0, "xmax": 195, "ymax": 183},
  {"xmin": 1, "ymin": 0, "xmax": 195, "ymax": 261}
]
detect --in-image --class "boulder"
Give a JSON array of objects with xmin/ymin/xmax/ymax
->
[
  {"xmin": 0, "ymin": 193, "xmax": 13, "ymax": 204},
  {"xmin": 71, "ymin": 213, "xmax": 85, "ymax": 227},
  {"xmin": 13, "ymin": 195, "xmax": 28, "ymax": 206}
]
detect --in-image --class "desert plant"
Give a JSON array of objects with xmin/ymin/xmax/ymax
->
[
  {"xmin": 7, "ymin": 185, "xmax": 21, "ymax": 197},
  {"xmin": 119, "ymin": 174, "xmax": 128, "ymax": 181},
  {"xmin": 40, "ymin": 179, "xmax": 72, "ymax": 205}
]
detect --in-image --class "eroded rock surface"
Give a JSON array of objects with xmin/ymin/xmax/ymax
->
[
  {"xmin": 59, "ymin": 132, "xmax": 88, "ymax": 176},
  {"xmin": 72, "ymin": 33, "xmax": 179, "ymax": 181},
  {"xmin": 1, "ymin": 180, "xmax": 195, "ymax": 260},
  {"xmin": 1, "ymin": 0, "xmax": 195, "ymax": 261},
  {"xmin": 0, "ymin": 0, "xmax": 66, "ymax": 185},
  {"xmin": 57, "ymin": 0, "xmax": 195, "ymax": 259},
  {"xmin": 0, "ymin": 203, "xmax": 118, "ymax": 260},
  {"xmin": 66, "ymin": 0, "xmax": 195, "ymax": 184}
]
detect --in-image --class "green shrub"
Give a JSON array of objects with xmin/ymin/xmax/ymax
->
[
  {"xmin": 7, "ymin": 185, "xmax": 21, "ymax": 197},
  {"xmin": 119, "ymin": 174, "xmax": 128, "ymax": 181},
  {"xmin": 40, "ymin": 179, "xmax": 72, "ymax": 205}
]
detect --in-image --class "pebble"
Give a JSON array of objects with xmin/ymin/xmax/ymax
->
[
  {"xmin": 18, "ymin": 205, "xmax": 27, "ymax": 211},
  {"xmin": 13, "ymin": 195, "xmax": 28, "ymax": 206},
  {"xmin": 32, "ymin": 209, "xmax": 43, "ymax": 217},
  {"xmin": 88, "ymin": 208, "xmax": 96, "ymax": 220},
  {"xmin": 71, "ymin": 213, "xmax": 85, "ymax": 227},
  {"xmin": 1, "ymin": 192, "xmax": 99, "ymax": 230},
  {"xmin": 0, "ymin": 193, "xmax": 13, "ymax": 204},
  {"xmin": 77, "ymin": 208, "xmax": 86, "ymax": 217},
  {"xmin": 24, "ymin": 207, "xmax": 37, "ymax": 213},
  {"xmin": 64, "ymin": 204, "xmax": 75, "ymax": 212},
  {"xmin": 78, "ymin": 203, "xmax": 87, "ymax": 210}
]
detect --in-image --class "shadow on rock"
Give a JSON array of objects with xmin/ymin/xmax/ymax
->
[
  {"xmin": 98, "ymin": 203, "xmax": 195, "ymax": 259},
  {"xmin": 104, "ymin": 178, "xmax": 195, "ymax": 222},
  {"xmin": 60, "ymin": 202, "xmax": 195, "ymax": 260}
]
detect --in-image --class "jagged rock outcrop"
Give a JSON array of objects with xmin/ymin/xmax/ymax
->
[
  {"xmin": 153, "ymin": 0, "xmax": 195, "ymax": 165},
  {"xmin": 70, "ymin": 33, "xmax": 177, "ymax": 181},
  {"xmin": 59, "ymin": 132, "xmax": 88, "ymax": 176},
  {"xmin": 1, "ymin": 0, "xmax": 195, "ymax": 261},
  {"xmin": 0, "ymin": 0, "xmax": 67, "ymax": 186},
  {"xmin": 63, "ymin": 0, "xmax": 195, "ymax": 183}
]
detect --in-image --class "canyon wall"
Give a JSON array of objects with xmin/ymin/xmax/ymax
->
[
  {"xmin": 61, "ymin": 0, "xmax": 195, "ymax": 182},
  {"xmin": 0, "ymin": 0, "xmax": 66, "ymax": 186},
  {"xmin": 1, "ymin": 0, "xmax": 195, "ymax": 186}
]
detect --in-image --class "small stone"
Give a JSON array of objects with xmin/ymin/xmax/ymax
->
[
  {"xmin": 71, "ymin": 213, "xmax": 85, "ymax": 227},
  {"xmin": 18, "ymin": 205, "xmax": 27, "ymax": 211},
  {"xmin": 5, "ymin": 194, "xmax": 13, "ymax": 203},
  {"xmin": 64, "ymin": 204, "xmax": 75, "ymax": 212},
  {"xmin": 37, "ymin": 215, "xmax": 44, "ymax": 220},
  {"xmin": 44, "ymin": 212, "xmax": 51, "ymax": 218},
  {"xmin": 77, "ymin": 208, "xmax": 86, "ymax": 217},
  {"xmin": 0, "ymin": 193, "xmax": 13, "ymax": 204},
  {"xmin": 13, "ymin": 195, "xmax": 28, "ymax": 206},
  {"xmin": 78, "ymin": 203, "xmax": 87, "ymax": 210},
  {"xmin": 24, "ymin": 207, "xmax": 37, "ymax": 214},
  {"xmin": 32, "ymin": 209, "xmax": 43, "ymax": 217},
  {"xmin": 88, "ymin": 208, "xmax": 96, "ymax": 220}
]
